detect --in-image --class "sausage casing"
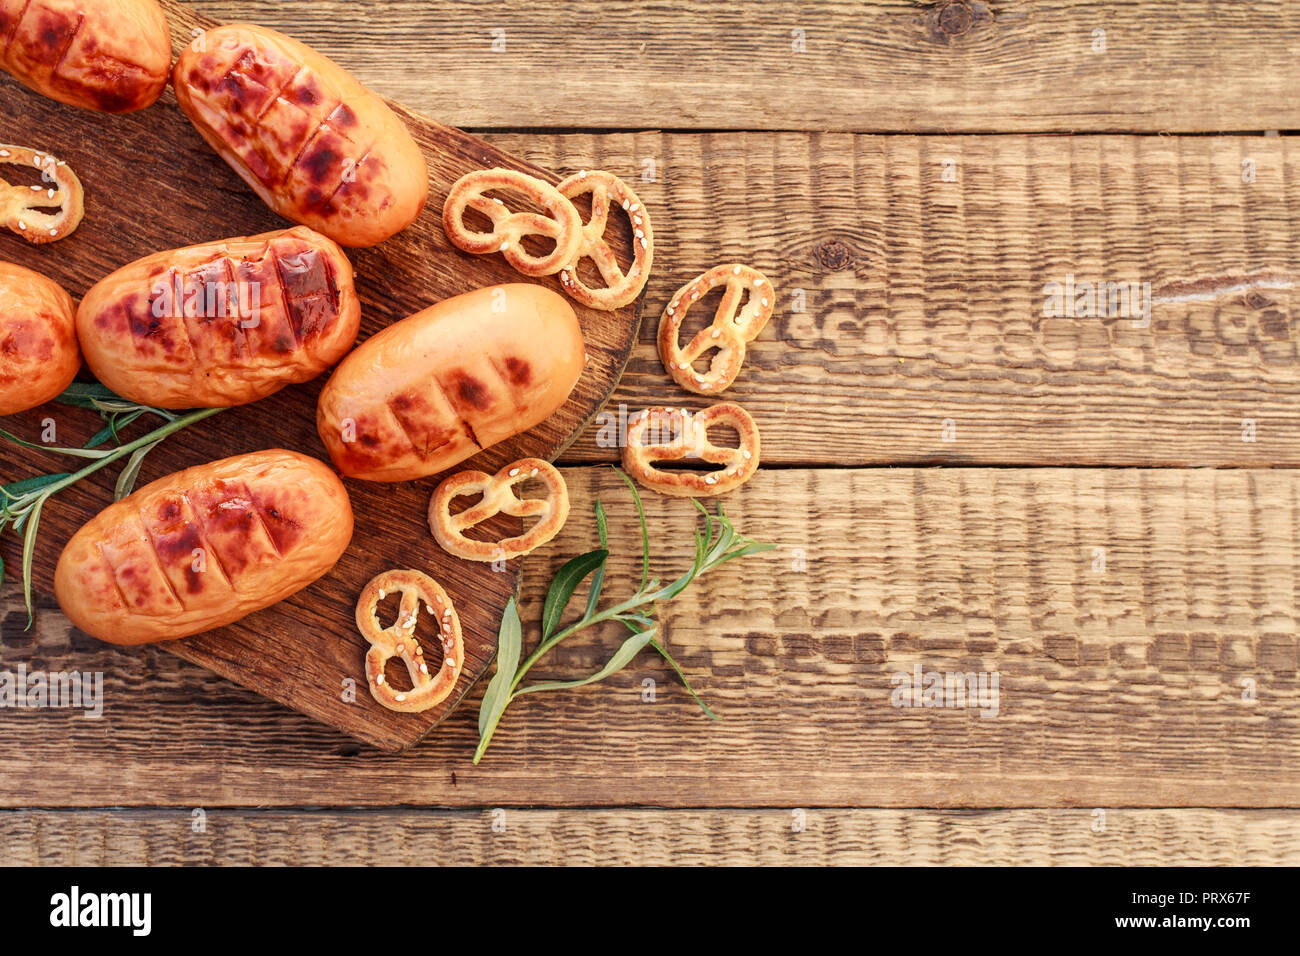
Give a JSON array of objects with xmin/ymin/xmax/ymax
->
[
  {"xmin": 76, "ymin": 226, "xmax": 361, "ymax": 409},
  {"xmin": 54, "ymin": 449, "xmax": 354, "ymax": 645},
  {"xmin": 0, "ymin": 260, "xmax": 79, "ymax": 416},
  {"xmin": 173, "ymin": 24, "xmax": 429, "ymax": 248},
  {"xmin": 317, "ymin": 284, "xmax": 586, "ymax": 483},
  {"xmin": 0, "ymin": 0, "xmax": 171, "ymax": 113}
]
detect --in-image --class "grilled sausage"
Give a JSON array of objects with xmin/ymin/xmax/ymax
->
[
  {"xmin": 0, "ymin": 260, "xmax": 79, "ymax": 416},
  {"xmin": 317, "ymin": 284, "xmax": 586, "ymax": 482},
  {"xmin": 0, "ymin": 0, "xmax": 171, "ymax": 113},
  {"xmin": 54, "ymin": 449, "xmax": 354, "ymax": 645},
  {"xmin": 173, "ymin": 24, "xmax": 429, "ymax": 248},
  {"xmin": 76, "ymin": 226, "xmax": 361, "ymax": 409}
]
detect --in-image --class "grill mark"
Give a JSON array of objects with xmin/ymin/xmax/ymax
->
[
  {"xmin": 385, "ymin": 397, "xmax": 426, "ymax": 457},
  {"xmin": 284, "ymin": 103, "xmax": 343, "ymax": 190},
  {"xmin": 136, "ymin": 503, "xmax": 188, "ymax": 613},
  {"xmin": 488, "ymin": 356, "xmax": 527, "ymax": 410},
  {"xmin": 93, "ymin": 541, "xmax": 132, "ymax": 613},
  {"xmin": 321, "ymin": 246, "xmax": 339, "ymax": 311},
  {"xmin": 253, "ymin": 63, "xmax": 305, "ymax": 125},
  {"xmin": 182, "ymin": 489, "xmax": 238, "ymax": 586},
  {"xmin": 217, "ymin": 254, "xmax": 250, "ymax": 362},
  {"xmin": 270, "ymin": 248, "xmax": 302, "ymax": 352},
  {"xmin": 431, "ymin": 377, "xmax": 484, "ymax": 451},
  {"xmin": 461, "ymin": 417, "xmax": 482, "ymax": 450},
  {"xmin": 247, "ymin": 494, "xmax": 285, "ymax": 562},
  {"xmin": 49, "ymin": 12, "xmax": 84, "ymax": 82},
  {"xmin": 179, "ymin": 490, "xmax": 234, "ymax": 588},
  {"xmin": 2, "ymin": 0, "xmax": 35, "ymax": 52},
  {"xmin": 319, "ymin": 145, "xmax": 375, "ymax": 208}
]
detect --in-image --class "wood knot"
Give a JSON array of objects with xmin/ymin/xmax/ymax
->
[
  {"xmin": 926, "ymin": 1, "xmax": 992, "ymax": 43},
  {"xmin": 816, "ymin": 239, "xmax": 854, "ymax": 272},
  {"xmin": 1244, "ymin": 289, "xmax": 1278, "ymax": 311},
  {"xmin": 937, "ymin": 0, "xmax": 974, "ymax": 35}
]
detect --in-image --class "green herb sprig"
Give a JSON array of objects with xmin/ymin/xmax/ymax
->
[
  {"xmin": 0, "ymin": 384, "xmax": 222, "ymax": 623},
  {"xmin": 474, "ymin": 468, "xmax": 773, "ymax": 763}
]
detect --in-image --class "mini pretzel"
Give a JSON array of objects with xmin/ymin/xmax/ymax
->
[
  {"xmin": 659, "ymin": 264, "xmax": 776, "ymax": 395},
  {"xmin": 429, "ymin": 458, "xmax": 570, "ymax": 562},
  {"xmin": 0, "ymin": 145, "xmax": 84, "ymax": 244},
  {"xmin": 443, "ymin": 168, "xmax": 583, "ymax": 276},
  {"xmin": 356, "ymin": 569, "xmax": 464, "ymax": 714},
  {"xmin": 555, "ymin": 169, "xmax": 653, "ymax": 310},
  {"xmin": 622, "ymin": 403, "xmax": 761, "ymax": 498}
]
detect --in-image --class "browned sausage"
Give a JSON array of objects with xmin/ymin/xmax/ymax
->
[
  {"xmin": 54, "ymin": 449, "xmax": 354, "ymax": 645},
  {"xmin": 173, "ymin": 24, "xmax": 429, "ymax": 248},
  {"xmin": 0, "ymin": 0, "xmax": 171, "ymax": 113},
  {"xmin": 76, "ymin": 226, "xmax": 361, "ymax": 409},
  {"xmin": 317, "ymin": 284, "xmax": 586, "ymax": 482},
  {"xmin": 0, "ymin": 260, "xmax": 79, "ymax": 416}
]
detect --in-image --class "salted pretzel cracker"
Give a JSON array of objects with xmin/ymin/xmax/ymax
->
[
  {"xmin": 442, "ymin": 168, "xmax": 582, "ymax": 276},
  {"xmin": 356, "ymin": 569, "xmax": 464, "ymax": 714},
  {"xmin": 429, "ymin": 458, "xmax": 570, "ymax": 562},
  {"xmin": 622, "ymin": 402, "xmax": 761, "ymax": 498},
  {"xmin": 658, "ymin": 264, "xmax": 776, "ymax": 395},
  {"xmin": 555, "ymin": 169, "xmax": 653, "ymax": 310},
  {"xmin": 0, "ymin": 145, "xmax": 84, "ymax": 244}
]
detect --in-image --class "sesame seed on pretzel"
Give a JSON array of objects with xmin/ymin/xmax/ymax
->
[
  {"xmin": 555, "ymin": 169, "xmax": 653, "ymax": 311},
  {"xmin": 622, "ymin": 403, "xmax": 761, "ymax": 498},
  {"xmin": 0, "ymin": 145, "xmax": 84, "ymax": 244},
  {"xmin": 429, "ymin": 458, "xmax": 570, "ymax": 562},
  {"xmin": 442, "ymin": 168, "xmax": 583, "ymax": 277},
  {"xmin": 356, "ymin": 569, "xmax": 464, "ymax": 714},
  {"xmin": 658, "ymin": 264, "xmax": 776, "ymax": 395}
]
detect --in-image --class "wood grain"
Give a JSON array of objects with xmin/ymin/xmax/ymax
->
[
  {"xmin": 2, "ymin": 808, "xmax": 1294, "ymax": 866},
  {"xmin": 185, "ymin": 1, "xmax": 1300, "ymax": 134},
  {"xmin": 0, "ymin": 4, "xmax": 643, "ymax": 751},
  {"xmin": 2, "ymin": 466, "xmax": 1297, "ymax": 808},
  {"xmin": 472, "ymin": 131, "xmax": 1300, "ymax": 467}
]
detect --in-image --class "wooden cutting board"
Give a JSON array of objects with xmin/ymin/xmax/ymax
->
[{"xmin": 0, "ymin": 2, "xmax": 643, "ymax": 751}]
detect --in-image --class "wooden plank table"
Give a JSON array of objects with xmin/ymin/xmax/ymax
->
[{"xmin": 2, "ymin": 0, "xmax": 1299, "ymax": 865}]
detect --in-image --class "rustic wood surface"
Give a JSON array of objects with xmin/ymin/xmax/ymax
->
[
  {"xmin": 0, "ymin": 2, "xmax": 643, "ymax": 751},
  {"xmin": 1, "ymin": 468, "xmax": 1297, "ymax": 810},
  {"xmin": 186, "ymin": 1, "xmax": 1300, "ymax": 134},
  {"xmin": 3, "ymin": 808, "xmax": 1296, "ymax": 866},
  {"xmin": 479, "ymin": 131, "xmax": 1300, "ymax": 468},
  {"xmin": 2, "ymin": 0, "xmax": 1297, "ymax": 865}
]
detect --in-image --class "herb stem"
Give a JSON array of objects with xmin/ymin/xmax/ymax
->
[{"xmin": 24, "ymin": 408, "xmax": 222, "ymax": 499}]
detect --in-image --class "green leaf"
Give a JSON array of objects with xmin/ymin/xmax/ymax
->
[
  {"xmin": 513, "ymin": 626, "xmax": 657, "ymax": 697},
  {"xmin": 21, "ymin": 497, "xmax": 43, "ymax": 628},
  {"xmin": 584, "ymin": 500, "xmax": 610, "ymax": 619},
  {"xmin": 115, "ymin": 439, "xmax": 161, "ymax": 500},
  {"xmin": 2, "ymin": 473, "xmax": 71, "ymax": 501},
  {"xmin": 648, "ymin": 637, "xmax": 720, "ymax": 721},
  {"xmin": 53, "ymin": 382, "xmax": 123, "ymax": 409},
  {"xmin": 478, "ymin": 597, "xmax": 522, "ymax": 739},
  {"xmin": 541, "ymin": 549, "xmax": 608, "ymax": 640},
  {"xmin": 613, "ymin": 467, "xmax": 651, "ymax": 592},
  {"xmin": 0, "ymin": 428, "xmax": 109, "ymax": 460}
]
